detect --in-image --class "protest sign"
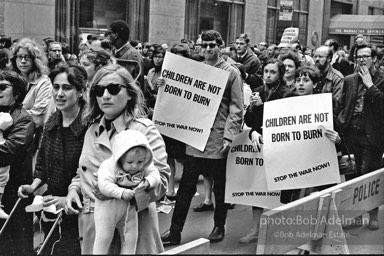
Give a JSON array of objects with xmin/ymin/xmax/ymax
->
[
  {"xmin": 153, "ymin": 52, "xmax": 229, "ymax": 151},
  {"xmin": 263, "ymin": 93, "xmax": 340, "ymax": 191},
  {"xmin": 279, "ymin": 0, "xmax": 294, "ymax": 21},
  {"xmin": 225, "ymin": 129, "xmax": 282, "ymax": 209},
  {"xmin": 280, "ymin": 27, "xmax": 299, "ymax": 45}
]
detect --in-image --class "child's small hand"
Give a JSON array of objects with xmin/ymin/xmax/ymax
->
[
  {"xmin": 135, "ymin": 180, "xmax": 150, "ymax": 192},
  {"xmin": 122, "ymin": 189, "xmax": 135, "ymax": 201}
]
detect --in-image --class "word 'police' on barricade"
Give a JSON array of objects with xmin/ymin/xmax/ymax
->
[
  {"xmin": 153, "ymin": 52, "xmax": 229, "ymax": 151},
  {"xmin": 225, "ymin": 129, "xmax": 282, "ymax": 209},
  {"xmin": 256, "ymin": 168, "xmax": 384, "ymax": 254},
  {"xmin": 263, "ymin": 93, "xmax": 340, "ymax": 191}
]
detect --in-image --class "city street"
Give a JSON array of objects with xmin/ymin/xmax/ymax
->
[
  {"xmin": 31, "ymin": 164, "xmax": 384, "ymax": 254},
  {"xmin": 157, "ymin": 164, "xmax": 384, "ymax": 254}
]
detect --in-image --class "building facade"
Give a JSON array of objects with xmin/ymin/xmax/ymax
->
[{"xmin": 0, "ymin": 0, "xmax": 383, "ymax": 53}]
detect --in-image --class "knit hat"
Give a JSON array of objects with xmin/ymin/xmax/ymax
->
[{"xmin": 355, "ymin": 34, "xmax": 364, "ymax": 40}]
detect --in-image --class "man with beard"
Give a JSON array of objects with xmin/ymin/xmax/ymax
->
[
  {"xmin": 313, "ymin": 45, "xmax": 344, "ymax": 117},
  {"xmin": 161, "ymin": 30, "xmax": 243, "ymax": 245},
  {"xmin": 337, "ymin": 44, "xmax": 384, "ymax": 231}
]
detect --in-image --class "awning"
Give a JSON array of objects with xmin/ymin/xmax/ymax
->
[{"xmin": 329, "ymin": 14, "xmax": 384, "ymax": 35}]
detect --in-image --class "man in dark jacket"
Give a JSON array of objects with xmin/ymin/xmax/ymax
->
[
  {"xmin": 324, "ymin": 38, "xmax": 353, "ymax": 77},
  {"xmin": 161, "ymin": 29, "xmax": 243, "ymax": 245},
  {"xmin": 107, "ymin": 20, "xmax": 144, "ymax": 89},
  {"xmin": 337, "ymin": 44, "xmax": 384, "ymax": 231},
  {"xmin": 232, "ymin": 33, "xmax": 263, "ymax": 90}
]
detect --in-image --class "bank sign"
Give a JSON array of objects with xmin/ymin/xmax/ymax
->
[{"xmin": 329, "ymin": 28, "xmax": 384, "ymax": 35}]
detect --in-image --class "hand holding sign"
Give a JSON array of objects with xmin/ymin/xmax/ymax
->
[
  {"xmin": 321, "ymin": 125, "xmax": 341, "ymax": 144},
  {"xmin": 156, "ymin": 78, "xmax": 166, "ymax": 88},
  {"xmin": 251, "ymin": 130, "xmax": 263, "ymax": 152}
]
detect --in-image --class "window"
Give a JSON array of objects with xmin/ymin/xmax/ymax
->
[
  {"xmin": 266, "ymin": 0, "xmax": 309, "ymax": 45},
  {"xmin": 185, "ymin": 0, "xmax": 244, "ymax": 44},
  {"xmin": 79, "ymin": 0, "xmax": 149, "ymax": 42},
  {"xmin": 368, "ymin": 6, "xmax": 384, "ymax": 15}
]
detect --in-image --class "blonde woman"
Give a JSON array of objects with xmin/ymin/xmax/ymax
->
[{"xmin": 11, "ymin": 38, "xmax": 55, "ymax": 155}]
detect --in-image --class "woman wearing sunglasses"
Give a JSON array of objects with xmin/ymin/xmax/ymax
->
[
  {"xmin": 0, "ymin": 70, "xmax": 35, "ymax": 254},
  {"xmin": 18, "ymin": 64, "xmax": 88, "ymax": 254},
  {"xmin": 11, "ymin": 38, "xmax": 55, "ymax": 155},
  {"xmin": 65, "ymin": 64, "xmax": 170, "ymax": 254}
]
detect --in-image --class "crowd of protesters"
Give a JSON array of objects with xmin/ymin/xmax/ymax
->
[{"xmin": 0, "ymin": 17, "xmax": 382, "ymax": 255}]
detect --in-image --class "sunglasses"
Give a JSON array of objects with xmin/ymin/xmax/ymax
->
[
  {"xmin": 0, "ymin": 83, "xmax": 10, "ymax": 91},
  {"xmin": 202, "ymin": 43, "xmax": 217, "ymax": 49},
  {"xmin": 91, "ymin": 83, "xmax": 126, "ymax": 97}
]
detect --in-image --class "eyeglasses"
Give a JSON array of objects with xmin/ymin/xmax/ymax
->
[
  {"xmin": 0, "ymin": 83, "xmax": 10, "ymax": 91},
  {"xmin": 202, "ymin": 43, "xmax": 217, "ymax": 49},
  {"xmin": 356, "ymin": 55, "xmax": 371, "ymax": 61},
  {"xmin": 16, "ymin": 55, "xmax": 32, "ymax": 61},
  {"xmin": 91, "ymin": 83, "xmax": 126, "ymax": 97},
  {"xmin": 153, "ymin": 55, "xmax": 164, "ymax": 60}
]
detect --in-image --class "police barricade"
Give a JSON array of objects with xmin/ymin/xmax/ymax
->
[{"xmin": 256, "ymin": 168, "xmax": 384, "ymax": 254}]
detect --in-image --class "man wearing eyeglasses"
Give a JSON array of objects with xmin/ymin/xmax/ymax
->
[
  {"xmin": 313, "ymin": 45, "xmax": 344, "ymax": 117},
  {"xmin": 161, "ymin": 30, "xmax": 243, "ymax": 245},
  {"xmin": 337, "ymin": 44, "xmax": 384, "ymax": 231}
]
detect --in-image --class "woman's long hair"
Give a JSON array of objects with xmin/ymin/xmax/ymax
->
[
  {"xmin": 11, "ymin": 38, "xmax": 48, "ymax": 82},
  {"xmin": 82, "ymin": 64, "xmax": 146, "ymax": 122}
]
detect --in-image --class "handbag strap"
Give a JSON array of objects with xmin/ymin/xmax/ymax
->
[{"xmin": 340, "ymin": 135, "xmax": 352, "ymax": 161}]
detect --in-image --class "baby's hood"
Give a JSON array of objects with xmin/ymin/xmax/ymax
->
[{"xmin": 112, "ymin": 129, "xmax": 153, "ymax": 169}]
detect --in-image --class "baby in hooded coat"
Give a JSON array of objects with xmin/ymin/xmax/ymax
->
[{"xmin": 93, "ymin": 129, "xmax": 161, "ymax": 254}]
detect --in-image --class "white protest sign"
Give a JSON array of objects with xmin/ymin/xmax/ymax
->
[
  {"xmin": 279, "ymin": 0, "xmax": 294, "ymax": 21},
  {"xmin": 153, "ymin": 52, "xmax": 229, "ymax": 151},
  {"xmin": 263, "ymin": 93, "xmax": 340, "ymax": 191},
  {"xmin": 280, "ymin": 27, "xmax": 299, "ymax": 45},
  {"xmin": 225, "ymin": 129, "xmax": 282, "ymax": 209}
]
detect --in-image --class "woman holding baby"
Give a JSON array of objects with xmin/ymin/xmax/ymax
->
[{"xmin": 65, "ymin": 64, "xmax": 170, "ymax": 254}]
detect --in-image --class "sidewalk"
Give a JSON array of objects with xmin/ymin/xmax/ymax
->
[{"xmin": 158, "ymin": 163, "xmax": 384, "ymax": 254}]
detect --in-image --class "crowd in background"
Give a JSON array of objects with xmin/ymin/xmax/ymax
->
[{"xmin": 0, "ymin": 18, "xmax": 382, "ymax": 255}]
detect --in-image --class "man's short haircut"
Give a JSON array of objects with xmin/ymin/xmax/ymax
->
[
  {"xmin": 49, "ymin": 41, "xmax": 62, "ymax": 50},
  {"xmin": 326, "ymin": 39, "xmax": 339, "ymax": 52},
  {"xmin": 201, "ymin": 30, "xmax": 223, "ymax": 47},
  {"xmin": 130, "ymin": 40, "xmax": 140, "ymax": 48},
  {"xmin": 171, "ymin": 43, "xmax": 191, "ymax": 58},
  {"xmin": 0, "ymin": 36, "xmax": 12, "ymax": 49},
  {"xmin": 236, "ymin": 33, "xmax": 250, "ymax": 44},
  {"xmin": 355, "ymin": 43, "xmax": 377, "ymax": 59},
  {"xmin": 110, "ymin": 20, "xmax": 130, "ymax": 42}
]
